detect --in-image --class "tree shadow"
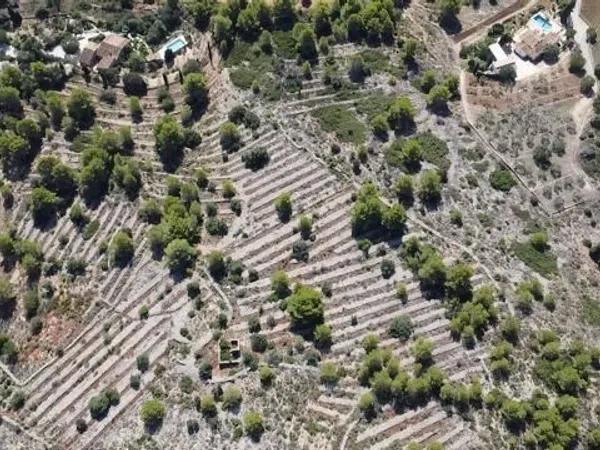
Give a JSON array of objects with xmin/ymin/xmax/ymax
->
[
  {"xmin": 427, "ymin": 103, "xmax": 452, "ymax": 118},
  {"xmin": 144, "ymin": 419, "xmax": 164, "ymax": 435},
  {"xmin": 440, "ymin": 14, "xmax": 462, "ymax": 35}
]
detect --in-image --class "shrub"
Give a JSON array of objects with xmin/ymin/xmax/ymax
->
[
  {"xmin": 219, "ymin": 122, "xmax": 241, "ymax": 152},
  {"xmin": 320, "ymin": 361, "xmax": 340, "ymax": 384},
  {"xmin": 358, "ymin": 392, "xmax": 375, "ymax": 416},
  {"xmin": 140, "ymin": 399, "xmax": 166, "ymax": 428},
  {"xmin": 389, "ymin": 315, "xmax": 413, "ymax": 341},
  {"xmin": 489, "ymin": 168, "xmax": 516, "ymax": 192},
  {"xmin": 417, "ymin": 170, "xmax": 442, "ymax": 204},
  {"xmin": 222, "ymin": 385, "xmax": 243, "ymax": 410},
  {"xmin": 250, "ymin": 334, "xmax": 269, "ymax": 353},
  {"xmin": 314, "ymin": 323, "xmax": 333, "ymax": 348},
  {"xmin": 412, "ymin": 337, "xmax": 434, "ymax": 366},
  {"xmin": 243, "ymin": 411, "xmax": 264, "ymax": 439},
  {"xmin": 242, "ymin": 148, "xmax": 270, "ymax": 170},
  {"xmin": 259, "ymin": 365, "xmax": 275, "ymax": 386},
  {"xmin": 207, "ymin": 251, "xmax": 226, "ymax": 280},
  {"xmin": 76, "ymin": 418, "xmax": 87, "ymax": 433},
  {"xmin": 89, "ymin": 393, "xmax": 110, "ymax": 420},
  {"xmin": 271, "ymin": 270, "xmax": 291, "ymax": 299},
  {"xmin": 110, "ymin": 230, "xmax": 134, "ymax": 267},
  {"xmin": 137, "ymin": 353, "xmax": 150, "ymax": 372},
  {"xmin": 274, "ymin": 193, "xmax": 293, "ymax": 222},
  {"xmin": 380, "ymin": 258, "xmax": 395, "ymax": 279}
]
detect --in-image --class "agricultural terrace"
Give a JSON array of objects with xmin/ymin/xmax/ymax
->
[{"xmin": 0, "ymin": 0, "xmax": 598, "ymax": 449}]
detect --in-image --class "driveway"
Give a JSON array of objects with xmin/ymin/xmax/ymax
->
[{"xmin": 572, "ymin": 0, "xmax": 596, "ymax": 79}]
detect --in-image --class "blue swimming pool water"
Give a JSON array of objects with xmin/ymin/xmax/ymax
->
[
  {"xmin": 167, "ymin": 38, "xmax": 186, "ymax": 53},
  {"xmin": 532, "ymin": 13, "xmax": 552, "ymax": 33}
]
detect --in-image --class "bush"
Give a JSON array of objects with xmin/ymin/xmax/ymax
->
[
  {"xmin": 89, "ymin": 393, "xmax": 110, "ymax": 420},
  {"xmin": 380, "ymin": 258, "xmax": 395, "ymax": 279},
  {"xmin": 489, "ymin": 168, "xmax": 516, "ymax": 192},
  {"xmin": 219, "ymin": 122, "xmax": 241, "ymax": 152},
  {"xmin": 140, "ymin": 399, "xmax": 166, "ymax": 428},
  {"xmin": 207, "ymin": 250, "xmax": 226, "ymax": 280},
  {"xmin": 259, "ymin": 365, "xmax": 274, "ymax": 386},
  {"xmin": 137, "ymin": 353, "xmax": 150, "ymax": 372},
  {"xmin": 320, "ymin": 361, "xmax": 340, "ymax": 384},
  {"xmin": 389, "ymin": 315, "xmax": 413, "ymax": 341},
  {"xmin": 271, "ymin": 270, "xmax": 291, "ymax": 298},
  {"xmin": 243, "ymin": 411, "xmax": 264, "ymax": 439},
  {"xmin": 412, "ymin": 337, "xmax": 434, "ymax": 366},
  {"xmin": 274, "ymin": 193, "xmax": 293, "ymax": 222},
  {"xmin": 250, "ymin": 333, "xmax": 269, "ymax": 353},
  {"xmin": 314, "ymin": 323, "xmax": 332, "ymax": 348},
  {"xmin": 222, "ymin": 385, "xmax": 243, "ymax": 410},
  {"xmin": 358, "ymin": 391, "xmax": 375, "ymax": 416},
  {"xmin": 110, "ymin": 230, "xmax": 134, "ymax": 267},
  {"xmin": 569, "ymin": 51, "xmax": 586, "ymax": 74},
  {"xmin": 417, "ymin": 170, "xmax": 442, "ymax": 204},
  {"xmin": 581, "ymin": 75, "xmax": 596, "ymax": 95},
  {"xmin": 242, "ymin": 148, "xmax": 270, "ymax": 170}
]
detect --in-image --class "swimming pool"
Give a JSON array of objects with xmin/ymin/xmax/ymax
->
[
  {"xmin": 166, "ymin": 37, "xmax": 187, "ymax": 54},
  {"xmin": 532, "ymin": 13, "xmax": 553, "ymax": 33}
]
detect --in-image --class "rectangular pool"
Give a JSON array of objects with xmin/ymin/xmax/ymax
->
[
  {"xmin": 532, "ymin": 13, "xmax": 553, "ymax": 33},
  {"xmin": 166, "ymin": 37, "xmax": 187, "ymax": 54}
]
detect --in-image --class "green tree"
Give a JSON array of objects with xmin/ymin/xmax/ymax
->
[
  {"xmin": 129, "ymin": 96, "xmax": 143, "ymax": 122},
  {"xmin": 110, "ymin": 230, "xmax": 134, "ymax": 267},
  {"xmin": 0, "ymin": 86, "xmax": 22, "ymax": 116},
  {"xmin": 382, "ymin": 204, "xmax": 407, "ymax": 235},
  {"xmin": 183, "ymin": 0, "xmax": 214, "ymax": 29},
  {"xmin": 412, "ymin": 337, "xmax": 434, "ymax": 366},
  {"xmin": 219, "ymin": 121, "xmax": 241, "ymax": 152},
  {"xmin": 297, "ymin": 28, "xmax": 318, "ymax": 61},
  {"xmin": 501, "ymin": 399, "xmax": 527, "ymax": 429},
  {"xmin": 287, "ymin": 284, "xmax": 324, "ymax": 329},
  {"xmin": 30, "ymin": 187, "xmax": 59, "ymax": 225},
  {"xmin": 184, "ymin": 72, "xmax": 209, "ymax": 112},
  {"xmin": 46, "ymin": 92, "xmax": 65, "ymax": 129},
  {"xmin": 298, "ymin": 214, "xmax": 313, "ymax": 239},
  {"xmin": 0, "ymin": 277, "xmax": 16, "ymax": 318},
  {"xmin": 394, "ymin": 175, "xmax": 414, "ymax": 205},
  {"xmin": 417, "ymin": 170, "xmax": 442, "ymax": 204},
  {"xmin": 427, "ymin": 84, "xmax": 450, "ymax": 111},
  {"xmin": 387, "ymin": 97, "xmax": 415, "ymax": 133},
  {"xmin": 588, "ymin": 427, "xmax": 600, "ymax": 450},
  {"xmin": 445, "ymin": 263, "xmax": 474, "ymax": 301},
  {"xmin": 67, "ymin": 88, "xmax": 95, "ymax": 129},
  {"xmin": 165, "ymin": 239, "xmax": 197, "ymax": 275},
  {"xmin": 0, "ymin": 131, "xmax": 31, "ymax": 178},
  {"xmin": 438, "ymin": 0, "xmax": 461, "ymax": 22},
  {"xmin": 207, "ymin": 250, "xmax": 226, "ymax": 279},
  {"xmin": 154, "ymin": 116, "xmax": 185, "ymax": 169}
]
